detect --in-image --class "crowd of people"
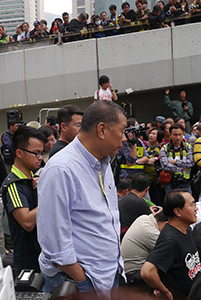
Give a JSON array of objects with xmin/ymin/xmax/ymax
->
[
  {"xmin": 0, "ymin": 0, "xmax": 201, "ymax": 44},
  {"xmin": 0, "ymin": 75, "xmax": 201, "ymax": 300}
]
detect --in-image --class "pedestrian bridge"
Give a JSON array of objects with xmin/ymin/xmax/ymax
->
[{"xmin": 0, "ymin": 22, "xmax": 201, "ymax": 129}]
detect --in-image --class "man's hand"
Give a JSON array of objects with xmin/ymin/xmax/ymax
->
[
  {"xmin": 189, "ymin": 7, "xmax": 195, "ymax": 13},
  {"xmin": 170, "ymin": 5, "xmax": 176, "ymax": 12},
  {"xmin": 147, "ymin": 158, "xmax": 156, "ymax": 165},
  {"xmin": 32, "ymin": 177, "xmax": 39, "ymax": 190},
  {"xmin": 165, "ymin": 88, "xmax": 170, "ymax": 95},
  {"xmin": 154, "ymin": 289, "xmax": 173, "ymax": 300},
  {"xmin": 169, "ymin": 159, "xmax": 176, "ymax": 165},
  {"xmin": 183, "ymin": 105, "xmax": 188, "ymax": 111},
  {"xmin": 142, "ymin": 15, "xmax": 149, "ymax": 20},
  {"xmin": 126, "ymin": 160, "xmax": 136, "ymax": 166}
]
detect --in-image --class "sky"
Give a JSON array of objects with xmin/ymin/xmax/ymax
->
[{"xmin": 44, "ymin": 0, "xmax": 72, "ymax": 15}]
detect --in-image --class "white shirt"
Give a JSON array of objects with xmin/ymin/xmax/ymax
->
[{"xmin": 94, "ymin": 88, "xmax": 112, "ymax": 101}]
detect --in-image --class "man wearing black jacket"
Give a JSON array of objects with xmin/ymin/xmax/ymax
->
[{"xmin": 149, "ymin": 5, "xmax": 166, "ymax": 28}]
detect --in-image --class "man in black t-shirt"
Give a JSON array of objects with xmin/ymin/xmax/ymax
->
[
  {"xmin": 49, "ymin": 105, "xmax": 84, "ymax": 158},
  {"xmin": 163, "ymin": 0, "xmax": 182, "ymax": 17},
  {"xmin": 141, "ymin": 189, "xmax": 201, "ymax": 299},
  {"xmin": 118, "ymin": 1, "xmax": 136, "ymax": 25},
  {"xmin": 118, "ymin": 173, "xmax": 152, "ymax": 237}
]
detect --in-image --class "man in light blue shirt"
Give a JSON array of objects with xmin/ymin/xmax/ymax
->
[{"xmin": 37, "ymin": 100, "xmax": 127, "ymax": 296}]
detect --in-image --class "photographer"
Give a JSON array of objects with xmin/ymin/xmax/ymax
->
[
  {"xmin": 117, "ymin": 118, "xmax": 149, "ymax": 179},
  {"xmin": 118, "ymin": 2, "xmax": 136, "ymax": 25},
  {"xmin": 160, "ymin": 123, "xmax": 194, "ymax": 194},
  {"xmin": 29, "ymin": 21, "xmax": 48, "ymax": 39}
]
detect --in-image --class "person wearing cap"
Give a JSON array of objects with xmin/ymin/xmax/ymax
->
[
  {"xmin": 30, "ymin": 21, "xmax": 48, "ymax": 38},
  {"xmin": 164, "ymin": 88, "xmax": 194, "ymax": 133},
  {"xmin": 156, "ymin": 116, "xmax": 166, "ymax": 128},
  {"xmin": 148, "ymin": 4, "xmax": 166, "ymax": 28}
]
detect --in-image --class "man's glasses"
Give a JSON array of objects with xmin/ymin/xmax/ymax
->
[
  {"xmin": 64, "ymin": 122, "xmax": 81, "ymax": 128},
  {"xmin": 20, "ymin": 148, "xmax": 45, "ymax": 158}
]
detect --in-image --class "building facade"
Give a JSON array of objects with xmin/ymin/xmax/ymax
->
[
  {"xmin": 72, "ymin": 0, "xmax": 94, "ymax": 18},
  {"xmin": 0, "ymin": 0, "xmax": 44, "ymax": 37},
  {"xmin": 95, "ymin": 0, "xmax": 123, "ymax": 15}
]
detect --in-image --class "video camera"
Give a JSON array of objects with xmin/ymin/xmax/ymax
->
[{"xmin": 125, "ymin": 124, "xmax": 149, "ymax": 144}]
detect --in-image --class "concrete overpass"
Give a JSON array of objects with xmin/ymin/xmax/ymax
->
[{"xmin": 0, "ymin": 22, "xmax": 201, "ymax": 130}]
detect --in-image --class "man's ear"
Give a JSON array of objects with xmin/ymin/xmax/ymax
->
[
  {"xmin": 173, "ymin": 207, "xmax": 182, "ymax": 217},
  {"xmin": 96, "ymin": 122, "xmax": 107, "ymax": 140},
  {"xmin": 15, "ymin": 149, "xmax": 23, "ymax": 159},
  {"xmin": 60, "ymin": 122, "xmax": 67, "ymax": 132}
]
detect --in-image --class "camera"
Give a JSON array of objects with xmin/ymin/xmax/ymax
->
[
  {"xmin": 125, "ymin": 124, "xmax": 149, "ymax": 144},
  {"xmin": 118, "ymin": 14, "xmax": 122, "ymax": 18},
  {"xmin": 172, "ymin": 174, "xmax": 185, "ymax": 185}
]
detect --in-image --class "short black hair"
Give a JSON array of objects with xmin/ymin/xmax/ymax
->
[
  {"xmin": 109, "ymin": 4, "xmax": 117, "ymax": 10},
  {"xmin": 22, "ymin": 22, "xmax": 29, "ymax": 27},
  {"xmin": 62, "ymin": 12, "xmax": 69, "ymax": 18},
  {"xmin": 157, "ymin": 0, "xmax": 164, "ymax": 5},
  {"xmin": 169, "ymin": 123, "xmax": 184, "ymax": 133},
  {"xmin": 127, "ymin": 118, "xmax": 137, "ymax": 127},
  {"xmin": 178, "ymin": 88, "xmax": 186, "ymax": 94},
  {"xmin": 154, "ymin": 211, "xmax": 168, "ymax": 222},
  {"xmin": 8, "ymin": 120, "xmax": 18, "ymax": 128},
  {"xmin": 55, "ymin": 17, "xmax": 63, "ymax": 24},
  {"xmin": 12, "ymin": 126, "xmax": 46, "ymax": 159},
  {"xmin": 175, "ymin": 116, "xmax": 186, "ymax": 123},
  {"xmin": 116, "ymin": 178, "xmax": 132, "ymax": 192},
  {"xmin": 130, "ymin": 173, "xmax": 152, "ymax": 192},
  {"xmin": 147, "ymin": 121, "xmax": 158, "ymax": 128},
  {"xmin": 57, "ymin": 105, "xmax": 84, "ymax": 125},
  {"xmin": 99, "ymin": 75, "xmax": 110, "ymax": 86},
  {"xmin": 100, "ymin": 11, "xmax": 107, "ymax": 16},
  {"xmin": 45, "ymin": 115, "xmax": 57, "ymax": 126},
  {"xmin": 40, "ymin": 19, "xmax": 47, "ymax": 26},
  {"xmin": 80, "ymin": 100, "xmax": 125, "ymax": 133},
  {"xmin": 122, "ymin": 2, "xmax": 130, "ymax": 9},
  {"xmin": 79, "ymin": 13, "xmax": 88, "ymax": 21},
  {"xmin": 149, "ymin": 128, "xmax": 164, "ymax": 143},
  {"xmin": 160, "ymin": 121, "xmax": 171, "ymax": 132},
  {"xmin": 163, "ymin": 189, "xmax": 188, "ymax": 217},
  {"xmin": 38, "ymin": 125, "xmax": 56, "ymax": 139},
  {"xmin": 153, "ymin": 4, "xmax": 161, "ymax": 11}
]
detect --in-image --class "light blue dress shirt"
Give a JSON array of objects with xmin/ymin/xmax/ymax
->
[{"xmin": 37, "ymin": 136, "xmax": 124, "ymax": 293}]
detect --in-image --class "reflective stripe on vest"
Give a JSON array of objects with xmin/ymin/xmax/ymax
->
[
  {"xmin": 120, "ymin": 146, "xmax": 144, "ymax": 170},
  {"xmin": 164, "ymin": 144, "xmax": 191, "ymax": 179},
  {"xmin": 120, "ymin": 164, "xmax": 144, "ymax": 169}
]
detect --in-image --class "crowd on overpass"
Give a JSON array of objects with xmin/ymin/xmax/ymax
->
[
  {"xmin": 0, "ymin": 76, "xmax": 201, "ymax": 299},
  {"xmin": 1, "ymin": 0, "xmax": 201, "ymax": 44}
]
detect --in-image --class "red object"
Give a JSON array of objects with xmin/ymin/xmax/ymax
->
[{"xmin": 52, "ymin": 26, "xmax": 58, "ymax": 31}]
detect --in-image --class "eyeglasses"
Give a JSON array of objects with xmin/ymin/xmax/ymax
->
[
  {"xmin": 64, "ymin": 122, "xmax": 81, "ymax": 128},
  {"xmin": 20, "ymin": 148, "xmax": 45, "ymax": 158}
]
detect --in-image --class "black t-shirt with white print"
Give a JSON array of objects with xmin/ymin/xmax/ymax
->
[{"xmin": 147, "ymin": 223, "xmax": 201, "ymax": 295}]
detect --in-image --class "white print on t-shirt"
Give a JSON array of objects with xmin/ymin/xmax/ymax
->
[{"xmin": 185, "ymin": 251, "xmax": 201, "ymax": 279}]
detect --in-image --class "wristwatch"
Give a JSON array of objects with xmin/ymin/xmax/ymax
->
[{"xmin": 136, "ymin": 160, "xmax": 138, "ymax": 164}]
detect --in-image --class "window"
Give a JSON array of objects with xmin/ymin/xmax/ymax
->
[
  {"xmin": 77, "ymin": 7, "xmax": 85, "ymax": 14},
  {"xmin": 77, "ymin": 0, "xmax": 85, "ymax": 6}
]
